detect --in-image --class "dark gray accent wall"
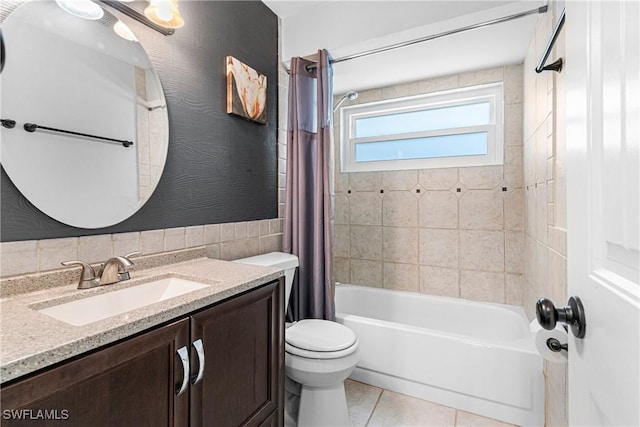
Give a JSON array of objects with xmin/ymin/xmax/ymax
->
[{"xmin": 1, "ymin": 1, "xmax": 279, "ymax": 242}]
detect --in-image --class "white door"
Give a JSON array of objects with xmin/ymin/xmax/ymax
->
[{"xmin": 565, "ymin": 0, "xmax": 640, "ymax": 425}]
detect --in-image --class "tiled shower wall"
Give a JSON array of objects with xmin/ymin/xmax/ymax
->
[
  {"xmin": 522, "ymin": 5, "xmax": 568, "ymax": 427},
  {"xmin": 333, "ymin": 65, "xmax": 525, "ymax": 306}
]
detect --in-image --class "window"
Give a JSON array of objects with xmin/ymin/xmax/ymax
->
[{"xmin": 339, "ymin": 83, "xmax": 504, "ymax": 172}]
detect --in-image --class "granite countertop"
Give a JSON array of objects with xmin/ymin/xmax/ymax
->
[{"xmin": 0, "ymin": 257, "xmax": 283, "ymax": 384}]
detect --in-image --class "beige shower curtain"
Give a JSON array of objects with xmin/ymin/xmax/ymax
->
[{"xmin": 283, "ymin": 50, "xmax": 335, "ymax": 321}]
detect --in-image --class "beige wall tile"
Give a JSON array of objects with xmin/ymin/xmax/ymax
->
[
  {"xmin": 247, "ymin": 221, "xmax": 260, "ymax": 238},
  {"xmin": 418, "ymin": 75, "xmax": 459, "ymax": 94},
  {"xmin": 383, "ymin": 191, "xmax": 418, "ymax": 227},
  {"xmin": 382, "ymin": 170, "xmax": 418, "ymax": 191},
  {"xmin": 350, "ymin": 225, "xmax": 382, "ymax": 260},
  {"xmin": 351, "ymin": 259, "xmax": 382, "ymax": 287},
  {"xmin": 112, "ymin": 232, "xmax": 141, "ymax": 256},
  {"xmin": 419, "ymin": 229, "xmax": 458, "ymax": 268},
  {"xmin": 525, "ymin": 187, "xmax": 536, "ymax": 235},
  {"xmin": 460, "ymin": 270, "xmax": 505, "ymax": 303},
  {"xmin": 204, "ymin": 244, "xmax": 220, "ymax": 260},
  {"xmin": 504, "ymin": 145, "xmax": 524, "ymax": 189},
  {"xmin": 548, "ymin": 226, "xmax": 567, "ymax": 257},
  {"xmin": 418, "ymin": 191, "xmax": 458, "ymax": 229},
  {"xmin": 524, "ymin": 235, "xmax": 536, "ymax": 284},
  {"xmin": 548, "ymin": 250, "xmax": 567, "ymax": 304},
  {"xmin": 220, "ymin": 223, "xmax": 236, "ymax": 242},
  {"xmin": 259, "ymin": 219, "xmax": 270, "ymax": 236},
  {"xmin": 459, "ymin": 190, "xmax": 504, "ymax": 230},
  {"xmin": 506, "ymin": 274, "xmax": 524, "ymax": 307},
  {"xmin": 381, "ymin": 81, "xmax": 421, "ymax": 99},
  {"xmin": 536, "ymin": 184, "xmax": 548, "ymax": 244},
  {"xmin": 141, "ymin": 230, "xmax": 165, "ymax": 255},
  {"xmin": 335, "ymin": 257, "xmax": 351, "ymax": 284},
  {"xmin": 335, "ymin": 171, "xmax": 349, "ymax": 193},
  {"xmin": 350, "ymin": 172, "xmax": 383, "ymax": 191},
  {"xmin": 535, "ymin": 242, "xmax": 549, "ymax": 297},
  {"xmin": 163, "ymin": 228, "xmax": 185, "ymax": 252},
  {"xmin": 38, "ymin": 238, "xmax": 78, "ymax": 272},
  {"xmin": 458, "ymin": 66, "xmax": 504, "ymax": 87},
  {"xmin": 78, "ymin": 235, "xmax": 112, "ymax": 264},
  {"xmin": 504, "ymin": 63, "xmax": 524, "ymax": 105},
  {"xmin": 419, "ymin": 266, "xmax": 459, "ymax": 298},
  {"xmin": 524, "ymin": 139, "xmax": 536, "ymax": 187},
  {"xmin": 1, "ymin": 241, "xmax": 38, "ymax": 277},
  {"xmin": 418, "ymin": 168, "xmax": 458, "ymax": 190},
  {"xmin": 505, "ymin": 103, "xmax": 524, "ymax": 146},
  {"xmin": 219, "ymin": 238, "xmax": 260, "ymax": 261},
  {"xmin": 505, "ymin": 231, "xmax": 524, "ymax": 274},
  {"xmin": 186, "ymin": 225, "xmax": 204, "ymax": 248},
  {"xmin": 335, "ymin": 225, "xmax": 351, "ymax": 258},
  {"xmin": 504, "ymin": 189, "xmax": 525, "ymax": 231},
  {"xmin": 382, "ymin": 227, "xmax": 418, "ymax": 263},
  {"xmin": 459, "ymin": 230, "xmax": 504, "ymax": 272},
  {"xmin": 259, "ymin": 234, "xmax": 282, "ymax": 253},
  {"xmin": 458, "ymin": 166, "xmax": 503, "ymax": 190},
  {"xmin": 535, "ymin": 129, "xmax": 548, "ymax": 183},
  {"xmin": 270, "ymin": 218, "xmax": 283, "ymax": 234},
  {"xmin": 204, "ymin": 224, "xmax": 220, "ymax": 244},
  {"xmin": 350, "ymin": 192, "xmax": 382, "ymax": 226},
  {"xmin": 383, "ymin": 262, "xmax": 419, "ymax": 292},
  {"xmin": 335, "ymin": 193, "xmax": 350, "ymax": 225}
]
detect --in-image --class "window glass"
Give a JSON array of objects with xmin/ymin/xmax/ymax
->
[
  {"xmin": 354, "ymin": 102, "xmax": 491, "ymax": 138},
  {"xmin": 340, "ymin": 83, "xmax": 503, "ymax": 172},
  {"xmin": 354, "ymin": 132, "xmax": 488, "ymax": 162}
]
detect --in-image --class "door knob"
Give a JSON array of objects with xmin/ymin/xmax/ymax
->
[{"xmin": 536, "ymin": 296, "xmax": 586, "ymax": 339}]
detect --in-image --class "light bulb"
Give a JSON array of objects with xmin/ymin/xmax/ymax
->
[
  {"xmin": 55, "ymin": 0, "xmax": 104, "ymax": 20},
  {"xmin": 144, "ymin": 0, "xmax": 184, "ymax": 29},
  {"xmin": 114, "ymin": 20, "xmax": 138, "ymax": 42}
]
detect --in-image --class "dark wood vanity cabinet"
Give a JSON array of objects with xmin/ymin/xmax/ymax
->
[
  {"xmin": 1, "ymin": 280, "xmax": 284, "ymax": 427},
  {"xmin": 1, "ymin": 318, "xmax": 190, "ymax": 427},
  {"xmin": 190, "ymin": 280, "xmax": 283, "ymax": 427}
]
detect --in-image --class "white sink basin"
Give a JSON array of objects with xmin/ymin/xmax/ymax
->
[{"xmin": 38, "ymin": 277, "xmax": 210, "ymax": 326}]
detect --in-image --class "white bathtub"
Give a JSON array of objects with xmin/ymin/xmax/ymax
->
[{"xmin": 334, "ymin": 284, "xmax": 544, "ymax": 426}]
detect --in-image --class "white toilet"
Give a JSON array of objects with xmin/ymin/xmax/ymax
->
[{"xmin": 233, "ymin": 252, "xmax": 358, "ymax": 427}]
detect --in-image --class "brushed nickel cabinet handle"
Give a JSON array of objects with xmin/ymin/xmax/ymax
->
[
  {"xmin": 176, "ymin": 346, "xmax": 190, "ymax": 396},
  {"xmin": 191, "ymin": 339, "xmax": 205, "ymax": 385}
]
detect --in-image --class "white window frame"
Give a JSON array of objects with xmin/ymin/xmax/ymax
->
[{"xmin": 339, "ymin": 82, "xmax": 504, "ymax": 173}]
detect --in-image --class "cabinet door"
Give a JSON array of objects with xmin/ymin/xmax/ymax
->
[
  {"xmin": 1, "ymin": 319, "xmax": 190, "ymax": 427},
  {"xmin": 190, "ymin": 280, "xmax": 284, "ymax": 427}
]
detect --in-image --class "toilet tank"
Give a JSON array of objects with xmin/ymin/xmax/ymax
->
[{"xmin": 232, "ymin": 252, "xmax": 299, "ymax": 309}]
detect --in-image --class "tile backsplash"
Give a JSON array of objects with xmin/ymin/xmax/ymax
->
[
  {"xmin": 333, "ymin": 64, "xmax": 525, "ymax": 306},
  {"xmin": 0, "ymin": 220, "xmax": 284, "ymax": 279}
]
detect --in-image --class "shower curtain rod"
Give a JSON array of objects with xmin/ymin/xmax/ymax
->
[{"xmin": 305, "ymin": 4, "xmax": 548, "ymax": 72}]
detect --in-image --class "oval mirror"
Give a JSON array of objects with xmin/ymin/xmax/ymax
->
[{"xmin": 0, "ymin": 0, "xmax": 168, "ymax": 229}]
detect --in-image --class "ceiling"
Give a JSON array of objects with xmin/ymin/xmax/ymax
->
[{"xmin": 261, "ymin": 0, "xmax": 547, "ymax": 94}]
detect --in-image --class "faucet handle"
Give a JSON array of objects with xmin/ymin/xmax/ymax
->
[
  {"xmin": 61, "ymin": 260, "xmax": 100, "ymax": 289},
  {"xmin": 124, "ymin": 251, "xmax": 141, "ymax": 260}
]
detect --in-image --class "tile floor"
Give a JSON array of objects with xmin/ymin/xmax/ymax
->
[{"xmin": 345, "ymin": 380, "xmax": 518, "ymax": 427}]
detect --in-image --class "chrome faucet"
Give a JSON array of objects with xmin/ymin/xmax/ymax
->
[
  {"xmin": 99, "ymin": 252, "xmax": 139, "ymax": 286},
  {"xmin": 61, "ymin": 260, "xmax": 100, "ymax": 289}
]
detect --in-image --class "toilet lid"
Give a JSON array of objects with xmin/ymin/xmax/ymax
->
[{"xmin": 285, "ymin": 319, "xmax": 356, "ymax": 352}]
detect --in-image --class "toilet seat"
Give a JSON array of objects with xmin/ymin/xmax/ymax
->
[{"xmin": 285, "ymin": 319, "xmax": 358, "ymax": 359}]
